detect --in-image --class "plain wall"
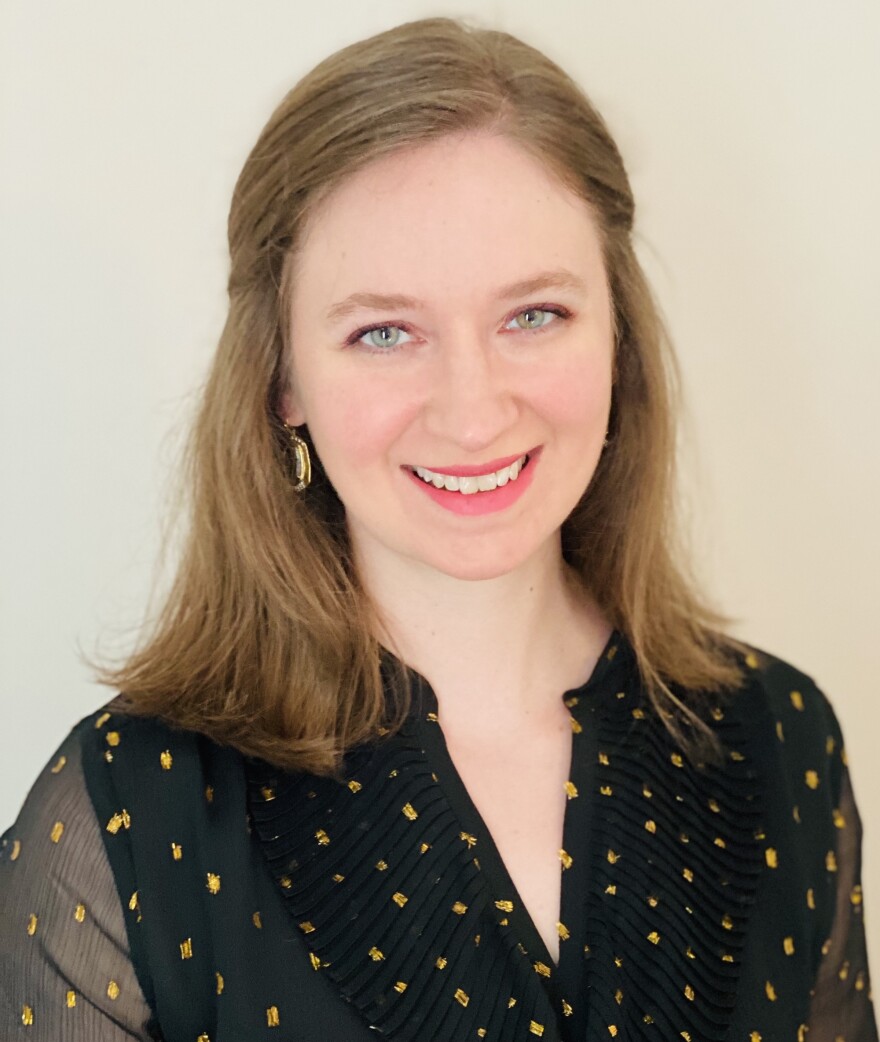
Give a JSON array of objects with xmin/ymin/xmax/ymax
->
[{"xmin": 2, "ymin": 0, "xmax": 878, "ymax": 969}]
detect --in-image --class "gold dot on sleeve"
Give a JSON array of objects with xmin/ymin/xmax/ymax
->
[
  {"xmin": 206, "ymin": 873, "xmax": 221, "ymax": 894},
  {"xmin": 106, "ymin": 810, "xmax": 131, "ymax": 834},
  {"xmin": 315, "ymin": 829, "xmax": 330, "ymax": 845},
  {"xmin": 280, "ymin": 875, "xmax": 292, "ymax": 889},
  {"xmin": 50, "ymin": 821, "xmax": 65, "ymax": 843},
  {"xmin": 105, "ymin": 751, "xmax": 114, "ymax": 763},
  {"xmin": 299, "ymin": 921, "xmax": 315, "ymax": 933},
  {"xmin": 600, "ymin": 785, "xmax": 614, "ymax": 796},
  {"xmin": 647, "ymin": 931, "xmax": 661, "ymax": 945},
  {"xmin": 205, "ymin": 785, "xmax": 214, "ymax": 803},
  {"xmin": 793, "ymin": 805, "xmax": 801, "ymax": 824},
  {"xmin": 495, "ymin": 899, "xmax": 514, "ymax": 913},
  {"xmin": 66, "ymin": 990, "xmax": 76, "ymax": 1008},
  {"xmin": 562, "ymin": 1000, "xmax": 573, "ymax": 1017},
  {"xmin": 684, "ymin": 984, "xmax": 695, "ymax": 1001},
  {"xmin": 266, "ymin": 1006, "xmax": 280, "ymax": 1027},
  {"xmin": 454, "ymin": 988, "xmax": 469, "ymax": 1007},
  {"xmin": 645, "ymin": 819, "xmax": 657, "ymax": 834},
  {"xmin": 106, "ymin": 732, "xmax": 121, "ymax": 747},
  {"xmin": 557, "ymin": 921, "xmax": 570, "ymax": 940},
  {"xmin": 765, "ymin": 848, "xmax": 779, "ymax": 868},
  {"xmin": 750, "ymin": 1033, "xmax": 762, "ymax": 1042},
  {"xmin": 790, "ymin": 691, "xmax": 804, "ymax": 711},
  {"xmin": 10, "ymin": 839, "xmax": 21, "ymax": 860},
  {"xmin": 775, "ymin": 721, "xmax": 785, "ymax": 742},
  {"xmin": 160, "ymin": 750, "xmax": 173, "ymax": 770},
  {"xmin": 369, "ymin": 947, "xmax": 384, "ymax": 961},
  {"xmin": 253, "ymin": 912, "xmax": 262, "ymax": 929},
  {"xmin": 392, "ymin": 892, "xmax": 408, "ymax": 908},
  {"xmin": 765, "ymin": 980, "xmax": 777, "ymax": 1000},
  {"xmin": 74, "ymin": 903, "xmax": 86, "ymax": 922},
  {"xmin": 607, "ymin": 849, "xmax": 620, "ymax": 864},
  {"xmin": 171, "ymin": 843, "xmax": 183, "ymax": 861},
  {"xmin": 478, "ymin": 1029, "xmax": 487, "ymax": 1038},
  {"xmin": 393, "ymin": 981, "xmax": 408, "ymax": 994},
  {"xmin": 215, "ymin": 972, "xmax": 224, "ymax": 995},
  {"xmin": 261, "ymin": 787, "xmax": 276, "ymax": 802},
  {"xmin": 564, "ymin": 781, "xmax": 579, "ymax": 799},
  {"xmin": 833, "ymin": 808, "xmax": 847, "ymax": 829},
  {"xmin": 460, "ymin": 832, "xmax": 477, "ymax": 848},
  {"xmin": 452, "ymin": 901, "xmax": 468, "ymax": 915},
  {"xmin": 807, "ymin": 888, "xmax": 816, "ymax": 909},
  {"xmin": 347, "ymin": 780, "xmax": 362, "ymax": 793},
  {"xmin": 798, "ymin": 1026, "xmax": 808, "ymax": 1042},
  {"xmin": 851, "ymin": 885, "xmax": 863, "ymax": 906},
  {"xmin": 598, "ymin": 752, "xmax": 610, "ymax": 766},
  {"xmin": 95, "ymin": 712, "xmax": 111, "ymax": 729},
  {"xmin": 805, "ymin": 770, "xmax": 820, "ymax": 789},
  {"xmin": 721, "ymin": 913, "xmax": 734, "ymax": 930},
  {"xmin": 26, "ymin": 914, "xmax": 37, "ymax": 936},
  {"xmin": 530, "ymin": 1021, "xmax": 545, "ymax": 1036},
  {"xmin": 606, "ymin": 1026, "xmax": 617, "ymax": 1038},
  {"xmin": 534, "ymin": 961, "xmax": 552, "ymax": 978},
  {"xmin": 784, "ymin": 936, "xmax": 795, "ymax": 955},
  {"xmin": 435, "ymin": 956, "xmax": 447, "ymax": 969},
  {"xmin": 571, "ymin": 717, "xmax": 583, "ymax": 734},
  {"xmin": 683, "ymin": 867, "xmax": 694, "ymax": 882},
  {"xmin": 309, "ymin": 952, "xmax": 321, "ymax": 970},
  {"xmin": 826, "ymin": 851, "xmax": 838, "ymax": 872},
  {"xmin": 22, "ymin": 1005, "xmax": 33, "ymax": 1026},
  {"xmin": 402, "ymin": 803, "xmax": 418, "ymax": 820},
  {"xmin": 180, "ymin": 938, "xmax": 193, "ymax": 960},
  {"xmin": 107, "ymin": 981, "xmax": 120, "ymax": 1001},
  {"xmin": 197, "ymin": 1035, "xmax": 210, "ymax": 1042},
  {"xmin": 50, "ymin": 755, "xmax": 67, "ymax": 774},
  {"xmin": 375, "ymin": 860, "xmax": 388, "ymax": 871}
]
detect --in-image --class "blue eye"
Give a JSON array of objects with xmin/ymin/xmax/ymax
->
[
  {"xmin": 506, "ymin": 307, "xmax": 566, "ymax": 331},
  {"xmin": 347, "ymin": 324, "xmax": 414, "ymax": 350}
]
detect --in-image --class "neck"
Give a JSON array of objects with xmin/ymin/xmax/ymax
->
[{"xmin": 356, "ymin": 535, "xmax": 611, "ymax": 723}]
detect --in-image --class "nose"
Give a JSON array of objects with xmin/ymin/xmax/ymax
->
[{"xmin": 421, "ymin": 329, "xmax": 520, "ymax": 453}]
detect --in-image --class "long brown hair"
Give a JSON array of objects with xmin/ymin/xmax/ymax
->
[{"xmin": 99, "ymin": 16, "xmax": 743, "ymax": 772}]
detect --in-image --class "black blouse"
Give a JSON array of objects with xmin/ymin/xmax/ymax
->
[{"xmin": 1, "ymin": 636, "xmax": 877, "ymax": 1040}]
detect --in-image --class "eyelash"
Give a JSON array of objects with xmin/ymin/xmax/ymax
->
[{"xmin": 343, "ymin": 304, "xmax": 573, "ymax": 352}]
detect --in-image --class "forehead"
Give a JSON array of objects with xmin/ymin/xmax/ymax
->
[{"xmin": 290, "ymin": 132, "xmax": 604, "ymax": 307}]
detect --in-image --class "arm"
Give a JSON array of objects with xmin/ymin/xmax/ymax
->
[{"xmin": 0, "ymin": 724, "xmax": 156, "ymax": 1040}]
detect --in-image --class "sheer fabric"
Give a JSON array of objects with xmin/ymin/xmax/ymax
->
[
  {"xmin": 1, "ymin": 642, "xmax": 877, "ymax": 1040},
  {"xmin": 0, "ymin": 731, "xmax": 153, "ymax": 1039}
]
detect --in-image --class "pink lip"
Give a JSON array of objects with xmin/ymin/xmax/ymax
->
[
  {"xmin": 407, "ymin": 449, "xmax": 534, "ymax": 478},
  {"xmin": 404, "ymin": 448, "xmax": 540, "ymax": 517}
]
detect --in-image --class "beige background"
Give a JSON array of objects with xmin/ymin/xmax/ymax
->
[{"xmin": 2, "ymin": 0, "xmax": 878, "ymax": 969}]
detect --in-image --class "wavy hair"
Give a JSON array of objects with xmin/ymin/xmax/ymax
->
[{"xmin": 100, "ymin": 16, "xmax": 742, "ymax": 771}]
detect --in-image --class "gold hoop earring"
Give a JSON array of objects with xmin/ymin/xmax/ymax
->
[{"xmin": 283, "ymin": 424, "xmax": 312, "ymax": 492}]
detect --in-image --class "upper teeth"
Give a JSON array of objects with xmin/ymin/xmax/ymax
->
[{"xmin": 413, "ymin": 455, "xmax": 528, "ymax": 494}]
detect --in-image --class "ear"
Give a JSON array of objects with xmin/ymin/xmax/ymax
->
[{"xmin": 278, "ymin": 387, "xmax": 306, "ymax": 427}]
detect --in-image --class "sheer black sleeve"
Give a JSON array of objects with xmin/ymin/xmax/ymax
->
[{"xmin": 0, "ymin": 725, "xmax": 154, "ymax": 1039}]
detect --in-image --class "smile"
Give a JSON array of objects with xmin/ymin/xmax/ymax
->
[{"xmin": 412, "ymin": 454, "xmax": 529, "ymax": 495}]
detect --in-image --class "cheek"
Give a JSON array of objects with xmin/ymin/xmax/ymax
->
[
  {"xmin": 302, "ymin": 367, "xmax": 422, "ymax": 472},
  {"xmin": 526, "ymin": 351, "xmax": 613, "ymax": 436}
]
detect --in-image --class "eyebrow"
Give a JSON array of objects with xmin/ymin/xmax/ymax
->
[{"xmin": 324, "ymin": 269, "xmax": 588, "ymax": 324}]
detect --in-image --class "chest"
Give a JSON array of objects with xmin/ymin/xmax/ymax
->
[{"xmin": 442, "ymin": 724, "xmax": 573, "ymax": 962}]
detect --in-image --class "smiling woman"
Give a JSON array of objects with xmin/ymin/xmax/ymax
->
[{"xmin": 1, "ymin": 15, "xmax": 877, "ymax": 1042}]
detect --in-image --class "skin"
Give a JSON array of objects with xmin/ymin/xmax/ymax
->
[{"xmin": 282, "ymin": 131, "xmax": 615, "ymax": 961}]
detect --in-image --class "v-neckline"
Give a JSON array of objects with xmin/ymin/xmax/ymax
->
[{"xmin": 401, "ymin": 632, "xmax": 621, "ymax": 986}]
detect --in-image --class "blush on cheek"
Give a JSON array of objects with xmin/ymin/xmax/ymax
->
[{"xmin": 306, "ymin": 375, "xmax": 422, "ymax": 472}]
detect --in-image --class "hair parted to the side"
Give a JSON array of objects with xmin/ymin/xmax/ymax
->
[{"xmin": 98, "ymin": 16, "xmax": 744, "ymax": 773}]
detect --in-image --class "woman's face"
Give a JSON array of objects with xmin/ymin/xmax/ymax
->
[{"xmin": 283, "ymin": 131, "xmax": 614, "ymax": 582}]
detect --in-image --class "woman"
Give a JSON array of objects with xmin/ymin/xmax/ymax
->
[{"xmin": 1, "ymin": 17, "xmax": 875, "ymax": 1041}]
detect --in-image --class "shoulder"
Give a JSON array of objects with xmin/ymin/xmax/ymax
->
[{"xmin": 729, "ymin": 645, "xmax": 849, "ymax": 805}]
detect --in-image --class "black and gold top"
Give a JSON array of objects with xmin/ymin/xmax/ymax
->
[{"xmin": 1, "ymin": 636, "xmax": 877, "ymax": 1041}]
